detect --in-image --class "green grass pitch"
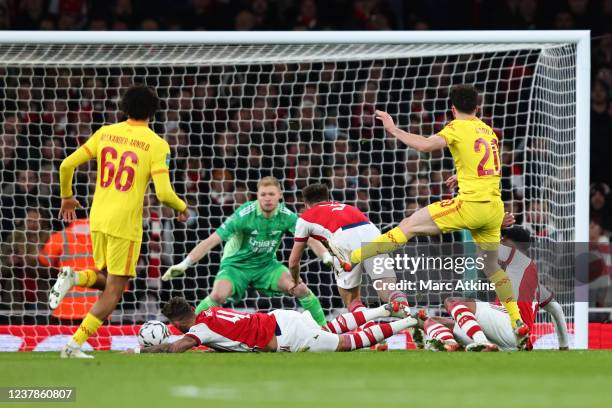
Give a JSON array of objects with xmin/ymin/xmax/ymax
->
[{"xmin": 2, "ymin": 350, "xmax": 611, "ymax": 408}]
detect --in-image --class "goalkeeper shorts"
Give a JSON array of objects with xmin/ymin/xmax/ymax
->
[{"xmin": 215, "ymin": 261, "xmax": 287, "ymax": 303}]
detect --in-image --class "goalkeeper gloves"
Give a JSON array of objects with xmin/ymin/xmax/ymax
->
[{"xmin": 161, "ymin": 257, "xmax": 195, "ymax": 281}]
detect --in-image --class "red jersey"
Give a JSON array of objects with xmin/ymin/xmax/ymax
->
[
  {"xmin": 496, "ymin": 243, "xmax": 554, "ymax": 335},
  {"xmin": 294, "ymin": 202, "xmax": 369, "ymax": 242},
  {"xmin": 184, "ymin": 307, "xmax": 278, "ymax": 352}
]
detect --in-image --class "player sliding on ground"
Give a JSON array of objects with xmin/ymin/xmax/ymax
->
[
  {"xmin": 288, "ymin": 183, "xmax": 409, "ymax": 315},
  {"xmin": 327, "ymin": 84, "xmax": 530, "ymax": 348},
  {"xmin": 416, "ymin": 226, "xmax": 569, "ymax": 352},
  {"xmin": 127, "ymin": 297, "xmax": 416, "ymax": 353},
  {"xmin": 53, "ymin": 85, "xmax": 190, "ymax": 358},
  {"xmin": 162, "ymin": 177, "xmax": 329, "ymax": 326}
]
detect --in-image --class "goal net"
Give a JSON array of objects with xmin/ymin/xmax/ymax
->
[{"xmin": 0, "ymin": 32, "xmax": 588, "ymax": 350}]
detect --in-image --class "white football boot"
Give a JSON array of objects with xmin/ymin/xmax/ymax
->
[
  {"xmin": 49, "ymin": 266, "xmax": 75, "ymax": 310},
  {"xmin": 324, "ymin": 240, "xmax": 353, "ymax": 272},
  {"xmin": 60, "ymin": 343, "xmax": 94, "ymax": 359}
]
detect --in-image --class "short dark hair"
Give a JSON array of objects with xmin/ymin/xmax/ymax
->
[
  {"xmin": 120, "ymin": 84, "xmax": 159, "ymax": 120},
  {"xmin": 501, "ymin": 226, "xmax": 531, "ymax": 243},
  {"xmin": 303, "ymin": 183, "xmax": 330, "ymax": 204},
  {"xmin": 162, "ymin": 297, "xmax": 193, "ymax": 321},
  {"xmin": 449, "ymin": 84, "xmax": 479, "ymax": 114}
]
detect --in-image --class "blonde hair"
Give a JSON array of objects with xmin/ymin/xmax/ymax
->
[{"xmin": 257, "ymin": 176, "xmax": 281, "ymax": 191}]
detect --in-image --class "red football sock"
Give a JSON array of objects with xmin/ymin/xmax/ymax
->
[
  {"xmin": 348, "ymin": 299, "xmax": 366, "ymax": 313},
  {"xmin": 325, "ymin": 305, "xmax": 388, "ymax": 334},
  {"xmin": 341, "ymin": 318, "xmax": 413, "ymax": 350},
  {"xmin": 424, "ymin": 319, "xmax": 456, "ymax": 343},
  {"xmin": 449, "ymin": 304, "xmax": 488, "ymax": 343}
]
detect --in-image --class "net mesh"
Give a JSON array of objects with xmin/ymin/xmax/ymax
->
[{"xmin": 0, "ymin": 41, "xmax": 577, "ymax": 348}]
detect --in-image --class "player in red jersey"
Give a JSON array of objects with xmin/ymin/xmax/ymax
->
[
  {"xmin": 127, "ymin": 297, "xmax": 417, "ymax": 353},
  {"xmin": 288, "ymin": 183, "xmax": 409, "ymax": 315},
  {"xmin": 415, "ymin": 226, "xmax": 569, "ymax": 352}
]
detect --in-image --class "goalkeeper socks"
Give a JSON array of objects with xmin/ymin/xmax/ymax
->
[
  {"xmin": 72, "ymin": 312, "xmax": 103, "ymax": 346},
  {"xmin": 195, "ymin": 296, "xmax": 220, "ymax": 314},
  {"xmin": 424, "ymin": 319, "xmax": 457, "ymax": 344},
  {"xmin": 325, "ymin": 305, "xmax": 388, "ymax": 334},
  {"xmin": 350, "ymin": 227, "xmax": 409, "ymax": 264},
  {"xmin": 298, "ymin": 291, "xmax": 327, "ymax": 326},
  {"xmin": 74, "ymin": 269, "xmax": 97, "ymax": 288},
  {"xmin": 489, "ymin": 269, "xmax": 522, "ymax": 328},
  {"xmin": 449, "ymin": 304, "xmax": 488, "ymax": 344}
]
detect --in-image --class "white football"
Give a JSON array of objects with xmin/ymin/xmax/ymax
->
[{"xmin": 138, "ymin": 320, "xmax": 170, "ymax": 347}]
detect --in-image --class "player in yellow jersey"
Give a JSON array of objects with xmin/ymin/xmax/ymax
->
[
  {"xmin": 328, "ymin": 85, "xmax": 529, "ymax": 348},
  {"xmin": 53, "ymin": 84, "xmax": 189, "ymax": 358}
]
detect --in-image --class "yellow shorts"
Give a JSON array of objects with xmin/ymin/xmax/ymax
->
[
  {"xmin": 427, "ymin": 198, "xmax": 504, "ymax": 250},
  {"xmin": 91, "ymin": 231, "xmax": 141, "ymax": 277}
]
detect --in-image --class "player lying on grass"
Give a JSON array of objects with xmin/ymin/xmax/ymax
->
[
  {"xmin": 53, "ymin": 85, "xmax": 189, "ymax": 358},
  {"xmin": 127, "ymin": 297, "xmax": 416, "ymax": 353},
  {"xmin": 416, "ymin": 226, "xmax": 569, "ymax": 352},
  {"xmin": 288, "ymin": 183, "xmax": 409, "ymax": 315},
  {"xmin": 162, "ymin": 176, "xmax": 329, "ymax": 325},
  {"xmin": 327, "ymin": 84, "xmax": 528, "ymax": 347}
]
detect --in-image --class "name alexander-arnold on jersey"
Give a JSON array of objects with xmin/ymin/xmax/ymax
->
[{"xmin": 100, "ymin": 134, "xmax": 151, "ymax": 152}]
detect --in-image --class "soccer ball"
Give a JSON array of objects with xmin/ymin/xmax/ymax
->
[{"xmin": 138, "ymin": 320, "xmax": 170, "ymax": 347}]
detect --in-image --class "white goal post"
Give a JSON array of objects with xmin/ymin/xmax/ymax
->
[{"xmin": 0, "ymin": 30, "xmax": 589, "ymax": 350}]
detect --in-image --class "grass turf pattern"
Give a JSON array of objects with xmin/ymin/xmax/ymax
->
[{"xmin": 1, "ymin": 350, "xmax": 611, "ymax": 408}]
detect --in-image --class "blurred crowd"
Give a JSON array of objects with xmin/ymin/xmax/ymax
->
[{"xmin": 0, "ymin": 0, "xmax": 611, "ymax": 320}]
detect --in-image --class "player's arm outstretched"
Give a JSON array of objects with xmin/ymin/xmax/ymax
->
[
  {"xmin": 129, "ymin": 336, "xmax": 198, "ymax": 354},
  {"xmin": 375, "ymin": 110, "xmax": 447, "ymax": 153},
  {"xmin": 162, "ymin": 232, "xmax": 224, "ymax": 280}
]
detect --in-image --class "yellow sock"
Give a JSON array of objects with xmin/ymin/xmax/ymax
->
[
  {"xmin": 490, "ymin": 269, "xmax": 521, "ymax": 328},
  {"xmin": 72, "ymin": 313, "xmax": 103, "ymax": 346},
  {"xmin": 350, "ymin": 227, "xmax": 409, "ymax": 264},
  {"xmin": 75, "ymin": 269, "xmax": 97, "ymax": 288}
]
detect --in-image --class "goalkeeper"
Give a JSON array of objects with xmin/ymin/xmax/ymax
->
[{"xmin": 163, "ymin": 176, "xmax": 329, "ymax": 325}]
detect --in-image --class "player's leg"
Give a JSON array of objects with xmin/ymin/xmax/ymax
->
[
  {"xmin": 336, "ymin": 315, "xmax": 418, "ymax": 351},
  {"xmin": 351, "ymin": 224, "xmax": 410, "ymax": 314},
  {"xmin": 337, "ymin": 286, "xmax": 361, "ymax": 306},
  {"xmin": 195, "ymin": 264, "xmax": 250, "ymax": 313},
  {"xmin": 49, "ymin": 232, "xmax": 108, "ymax": 309},
  {"xmin": 362, "ymin": 252, "xmax": 410, "ymax": 316},
  {"xmin": 470, "ymin": 200, "xmax": 525, "ymax": 336},
  {"xmin": 49, "ymin": 268, "xmax": 106, "ymax": 309},
  {"xmin": 472, "ymin": 302, "xmax": 521, "ymax": 351},
  {"xmin": 422, "ymin": 315, "xmax": 462, "ymax": 352},
  {"xmin": 338, "ymin": 202, "xmax": 448, "ymax": 266},
  {"xmin": 67, "ymin": 273, "xmax": 129, "ymax": 346},
  {"xmin": 444, "ymin": 297, "xmax": 497, "ymax": 351},
  {"xmin": 62, "ymin": 234, "xmax": 140, "ymax": 358},
  {"xmin": 478, "ymin": 243, "xmax": 522, "ymax": 327},
  {"xmin": 275, "ymin": 268, "xmax": 326, "ymax": 326},
  {"xmin": 323, "ymin": 303, "xmax": 392, "ymax": 334},
  {"xmin": 195, "ymin": 279, "xmax": 233, "ymax": 314}
]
